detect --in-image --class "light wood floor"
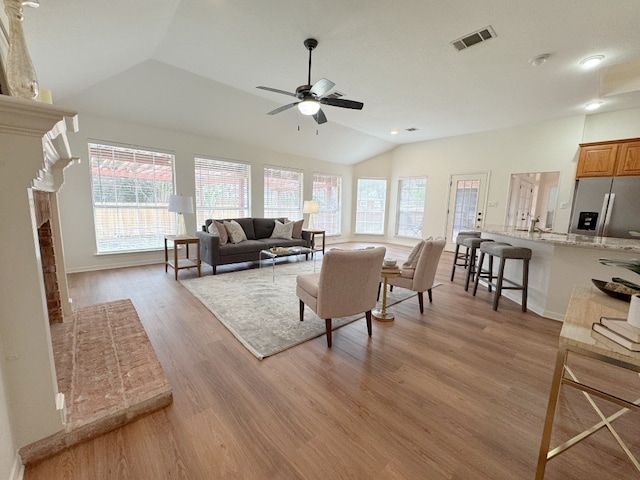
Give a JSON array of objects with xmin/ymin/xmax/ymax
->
[{"xmin": 25, "ymin": 243, "xmax": 640, "ymax": 479}]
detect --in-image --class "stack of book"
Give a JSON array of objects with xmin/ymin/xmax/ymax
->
[{"xmin": 591, "ymin": 317, "xmax": 640, "ymax": 351}]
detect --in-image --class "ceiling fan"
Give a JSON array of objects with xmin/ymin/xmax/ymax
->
[{"xmin": 257, "ymin": 38, "xmax": 364, "ymax": 125}]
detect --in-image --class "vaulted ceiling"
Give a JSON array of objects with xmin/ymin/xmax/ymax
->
[{"xmin": 20, "ymin": 0, "xmax": 640, "ymax": 164}]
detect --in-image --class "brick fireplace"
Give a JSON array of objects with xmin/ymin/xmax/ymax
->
[{"xmin": 33, "ymin": 190, "xmax": 65, "ymax": 324}]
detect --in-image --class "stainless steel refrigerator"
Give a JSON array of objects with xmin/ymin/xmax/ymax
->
[{"xmin": 568, "ymin": 177, "xmax": 640, "ymax": 238}]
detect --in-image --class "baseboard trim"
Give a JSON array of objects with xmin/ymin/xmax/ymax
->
[{"xmin": 9, "ymin": 451, "xmax": 24, "ymax": 480}]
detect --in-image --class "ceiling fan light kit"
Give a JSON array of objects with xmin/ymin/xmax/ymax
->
[
  {"xmin": 257, "ymin": 38, "xmax": 364, "ymax": 125},
  {"xmin": 298, "ymin": 99, "xmax": 320, "ymax": 115}
]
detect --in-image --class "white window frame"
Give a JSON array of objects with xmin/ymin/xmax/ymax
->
[
  {"xmin": 396, "ymin": 176, "xmax": 427, "ymax": 238},
  {"xmin": 194, "ymin": 157, "xmax": 251, "ymax": 226},
  {"xmin": 355, "ymin": 178, "xmax": 387, "ymax": 234},
  {"xmin": 89, "ymin": 142, "xmax": 175, "ymax": 254},
  {"xmin": 312, "ymin": 172, "xmax": 342, "ymax": 235},
  {"xmin": 263, "ymin": 165, "xmax": 304, "ymax": 219}
]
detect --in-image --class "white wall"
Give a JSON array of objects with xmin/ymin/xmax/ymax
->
[
  {"xmin": 355, "ymin": 115, "xmax": 587, "ymax": 247},
  {"xmin": 0, "ymin": 343, "xmax": 17, "ymax": 480},
  {"xmin": 60, "ymin": 108, "xmax": 640, "ymax": 273},
  {"xmin": 60, "ymin": 114, "xmax": 353, "ymax": 273},
  {"xmin": 582, "ymin": 107, "xmax": 640, "ymax": 142}
]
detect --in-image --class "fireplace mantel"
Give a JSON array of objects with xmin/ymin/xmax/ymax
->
[
  {"xmin": 0, "ymin": 94, "xmax": 79, "ymax": 455},
  {"xmin": 0, "ymin": 95, "xmax": 79, "ymax": 191}
]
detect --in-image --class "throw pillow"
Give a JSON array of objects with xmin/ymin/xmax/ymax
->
[
  {"xmin": 224, "ymin": 220, "xmax": 247, "ymax": 244},
  {"xmin": 213, "ymin": 220, "xmax": 228, "ymax": 245},
  {"xmin": 271, "ymin": 220, "xmax": 293, "ymax": 240},
  {"xmin": 291, "ymin": 219, "xmax": 304, "ymax": 239},
  {"xmin": 403, "ymin": 240, "xmax": 425, "ymax": 268}
]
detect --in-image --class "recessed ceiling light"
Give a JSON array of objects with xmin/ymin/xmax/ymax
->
[
  {"xmin": 584, "ymin": 100, "xmax": 604, "ymax": 111},
  {"xmin": 580, "ymin": 55, "xmax": 604, "ymax": 69},
  {"xmin": 529, "ymin": 54, "xmax": 550, "ymax": 66},
  {"xmin": 390, "ymin": 130, "xmax": 399, "ymax": 135}
]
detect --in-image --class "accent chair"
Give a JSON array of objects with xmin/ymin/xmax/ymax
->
[
  {"xmin": 296, "ymin": 246, "xmax": 386, "ymax": 347},
  {"xmin": 386, "ymin": 237, "xmax": 446, "ymax": 313}
]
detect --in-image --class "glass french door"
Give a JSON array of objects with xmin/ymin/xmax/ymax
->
[{"xmin": 445, "ymin": 173, "xmax": 489, "ymax": 251}]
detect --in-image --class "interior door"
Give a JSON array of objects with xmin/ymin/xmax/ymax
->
[{"xmin": 445, "ymin": 173, "xmax": 489, "ymax": 251}]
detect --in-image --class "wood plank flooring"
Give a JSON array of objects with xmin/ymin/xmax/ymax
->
[{"xmin": 24, "ymin": 243, "xmax": 640, "ymax": 479}]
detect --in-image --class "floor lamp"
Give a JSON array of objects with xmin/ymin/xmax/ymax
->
[
  {"xmin": 168, "ymin": 194, "xmax": 194, "ymax": 237},
  {"xmin": 303, "ymin": 200, "xmax": 319, "ymax": 230}
]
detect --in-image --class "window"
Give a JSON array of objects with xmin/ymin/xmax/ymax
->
[
  {"xmin": 312, "ymin": 172, "xmax": 342, "ymax": 235},
  {"xmin": 396, "ymin": 177, "xmax": 427, "ymax": 238},
  {"xmin": 89, "ymin": 142, "xmax": 175, "ymax": 253},
  {"xmin": 452, "ymin": 179, "xmax": 480, "ymax": 238},
  {"xmin": 264, "ymin": 166, "xmax": 303, "ymax": 219},
  {"xmin": 355, "ymin": 178, "xmax": 387, "ymax": 234},
  {"xmin": 194, "ymin": 157, "xmax": 251, "ymax": 226}
]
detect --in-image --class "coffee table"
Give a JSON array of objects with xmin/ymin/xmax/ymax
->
[{"xmin": 259, "ymin": 246, "xmax": 314, "ymax": 281}]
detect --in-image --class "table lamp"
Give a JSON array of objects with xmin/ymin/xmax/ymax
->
[
  {"xmin": 168, "ymin": 194, "xmax": 194, "ymax": 237},
  {"xmin": 303, "ymin": 200, "xmax": 319, "ymax": 230}
]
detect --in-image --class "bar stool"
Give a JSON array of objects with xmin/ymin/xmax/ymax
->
[
  {"xmin": 473, "ymin": 243, "xmax": 532, "ymax": 312},
  {"xmin": 461, "ymin": 237, "xmax": 494, "ymax": 291},
  {"xmin": 450, "ymin": 231, "xmax": 481, "ymax": 282},
  {"xmin": 473, "ymin": 241, "xmax": 512, "ymax": 292}
]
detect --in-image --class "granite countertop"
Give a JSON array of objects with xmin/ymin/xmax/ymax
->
[{"xmin": 480, "ymin": 225, "xmax": 640, "ymax": 253}]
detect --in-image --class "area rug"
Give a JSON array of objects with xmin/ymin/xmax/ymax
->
[{"xmin": 180, "ymin": 261, "xmax": 417, "ymax": 359}]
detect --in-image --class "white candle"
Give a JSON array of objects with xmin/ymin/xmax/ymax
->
[{"xmin": 37, "ymin": 88, "xmax": 53, "ymax": 104}]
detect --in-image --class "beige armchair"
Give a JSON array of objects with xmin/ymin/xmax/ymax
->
[
  {"xmin": 387, "ymin": 237, "xmax": 446, "ymax": 313},
  {"xmin": 296, "ymin": 246, "xmax": 386, "ymax": 347}
]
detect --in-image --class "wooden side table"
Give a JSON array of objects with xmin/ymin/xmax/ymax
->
[
  {"xmin": 164, "ymin": 235, "xmax": 201, "ymax": 280},
  {"xmin": 303, "ymin": 229, "xmax": 325, "ymax": 256},
  {"xmin": 373, "ymin": 266, "xmax": 401, "ymax": 322}
]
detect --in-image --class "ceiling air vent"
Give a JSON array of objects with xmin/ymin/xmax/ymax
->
[
  {"xmin": 451, "ymin": 26, "xmax": 496, "ymax": 51},
  {"xmin": 405, "ymin": 127, "xmax": 419, "ymax": 132}
]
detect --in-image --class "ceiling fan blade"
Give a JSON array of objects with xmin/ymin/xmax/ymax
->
[
  {"xmin": 267, "ymin": 102, "xmax": 299, "ymax": 115},
  {"xmin": 313, "ymin": 109, "xmax": 328, "ymax": 125},
  {"xmin": 310, "ymin": 78, "xmax": 335, "ymax": 98},
  {"xmin": 257, "ymin": 86, "xmax": 297, "ymax": 98},
  {"xmin": 320, "ymin": 97, "xmax": 364, "ymax": 110}
]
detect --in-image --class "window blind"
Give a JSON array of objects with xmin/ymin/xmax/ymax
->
[
  {"xmin": 355, "ymin": 178, "xmax": 387, "ymax": 234},
  {"xmin": 264, "ymin": 166, "xmax": 303, "ymax": 219},
  {"xmin": 195, "ymin": 157, "xmax": 251, "ymax": 226},
  {"xmin": 89, "ymin": 143, "xmax": 175, "ymax": 253},
  {"xmin": 396, "ymin": 177, "xmax": 427, "ymax": 238},
  {"xmin": 312, "ymin": 172, "xmax": 342, "ymax": 235}
]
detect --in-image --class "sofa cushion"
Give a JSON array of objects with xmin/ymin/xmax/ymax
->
[
  {"xmin": 219, "ymin": 239, "xmax": 264, "ymax": 256},
  {"xmin": 224, "ymin": 220, "xmax": 247, "ymax": 244},
  {"xmin": 271, "ymin": 220, "xmax": 293, "ymax": 240},
  {"xmin": 232, "ymin": 218, "xmax": 255, "ymax": 239},
  {"xmin": 260, "ymin": 238, "xmax": 307, "ymax": 249},
  {"xmin": 209, "ymin": 220, "xmax": 228, "ymax": 245},
  {"xmin": 253, "ymin": 218, "xmax": 275, "ymax": 239},
  {"xmin": 291, "ymin": 219, "xmax": 304, "ymax": 239},
  {"xmin": 403, "ymin": 240, "xmax": 425, "ymax": 268}
]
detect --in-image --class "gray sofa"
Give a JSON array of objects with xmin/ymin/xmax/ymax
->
[{"xmin": 196, "ymin": 217, "xmax": 312, "ymax": 274}]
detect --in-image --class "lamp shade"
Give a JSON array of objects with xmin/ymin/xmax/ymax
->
[
  {"xmin": 303, "ymin": 200, "xmax": 320, "ymax": 214},
  {"xmin": 168, "ymin": 194, "xmax": 194, "ymax": 214}
]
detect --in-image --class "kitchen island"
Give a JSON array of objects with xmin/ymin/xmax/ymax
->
[{"xmin": 478, "ymin": 226, "xmax": 640, "ymax": 320}]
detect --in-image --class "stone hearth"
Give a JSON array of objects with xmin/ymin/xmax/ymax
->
[{"xmin": 19, "ymin": 299, "xmax": 173, "ymax": 463}]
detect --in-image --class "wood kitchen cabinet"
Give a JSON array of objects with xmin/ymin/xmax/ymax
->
[
  {"xmin": 576, "ymin": 138, "xmax": 640, "ymax": 178},
  {"xmin": 616, "ymin": 140, "xmax": 640, "ymax": 176}
]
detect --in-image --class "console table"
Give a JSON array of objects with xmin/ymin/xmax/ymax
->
[
  {"xmin": 164, "ymin": 235, "xmax": 201, "ymax": 280},
  {"xmin": 536, "ymin": 285, "xmax": 639, "ymax": 478}
]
